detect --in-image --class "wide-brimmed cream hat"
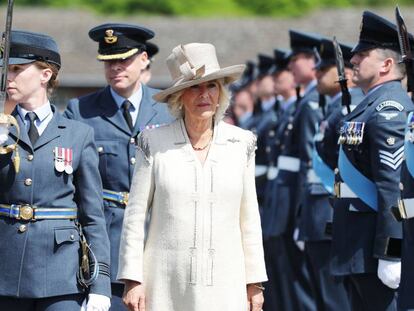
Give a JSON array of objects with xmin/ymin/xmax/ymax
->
[{"xmin": 153, "ymin": 43, "xmax": 245, "ymax": 102}]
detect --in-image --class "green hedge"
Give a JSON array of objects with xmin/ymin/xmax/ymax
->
[{"xmin": 12, "ymin": 0, "xmax": 414, "ymax": 16}]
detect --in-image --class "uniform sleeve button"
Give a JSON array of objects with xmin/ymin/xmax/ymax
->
[{"xmin": 24, "ymin": 178, "xmax": 32, "ymax": 186}]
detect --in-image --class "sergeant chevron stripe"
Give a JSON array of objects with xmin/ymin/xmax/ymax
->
[{"xmin": 379, "ymin": 146, "xmax": 404, "ymax": 170}]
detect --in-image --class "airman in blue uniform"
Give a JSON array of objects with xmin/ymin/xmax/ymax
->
[
  {"xmin": 260, "ymin": 48, "xmax": 301, "ymax": 311},
  {"xmin": 398, "ymin": 112, "xmax": 414, "ymax": 311},
  {"xmin": 298, "ymin": 37, "xmax": 359, "ymax": 311},
  {"xmin": 262, "ymin": 30, "xmax": 323, "ymax": 311},
  {"xmin": 231, "ymin": 60, "xmax": 258, "ymax": 129},
  {"xmin": 0, "ymin": 30, "xmax": 111, "ymax": 311},
  {"xmin": 393, "ymin": 9, "xmax": 414, "ymax": 311},
  {"xmin": 139, "ymin": 41, "xmax": 158, "ymax": 85},
  {"xmin": 63, "ymin": 24, "xmax": 174, "ymax": 311},
  {"xmin": 330, "ymin": 11, "xmax": 414, "ymax": 310},
  {"xmin": 251, "ymin": 54, "xmax": 278, "ymax": 206}
]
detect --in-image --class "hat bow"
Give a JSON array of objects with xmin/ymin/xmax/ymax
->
[{"xmin": 172, "ymin": 45, "xmax": 205, "ymax": 84}]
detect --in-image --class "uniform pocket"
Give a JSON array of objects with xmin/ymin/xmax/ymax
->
[
  {"xmin": 96, "ymin": 140, "xmax": 121, "ymax": 182},
  {"xmin": 54, "ymin": 227, "xmax": 80, "ymax": 245}
]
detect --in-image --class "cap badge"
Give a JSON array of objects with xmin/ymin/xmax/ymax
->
[{"xmin": 104, "ymin": 29, "xmax": 118, "ymax": 44}]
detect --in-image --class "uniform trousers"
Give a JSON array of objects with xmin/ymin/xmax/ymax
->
[
  {"xmin": 111, "ymin": 283, "xmax": 127, "ymax": 311},
  {"xmin": 0, "ymin": 294, "xmax": 84, "ymax": 311},
  {"xmin": 344, "ymin": 273, "xmax": 398, "ymax": 311},
  {"xmin": 305, "ymin": 241, "xmax": 350, "ymax": 311},
  {"xmin": 263, "ymin": 236, "xmax": 298, "ymax": 311}
]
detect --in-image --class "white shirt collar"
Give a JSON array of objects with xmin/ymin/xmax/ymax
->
[
  {"xmin": 18, "ymin": 101, "xmax": 52, "ymax": 122},
  {"xmin": 302, "ymin": 79, "xmax": 317, "ymax": 97},
  {"xmin": 281, "ymin": 95, "xmax": 297, "ymax": 110},
  {"xmin": 110, "ymin": 86, "xmax": 143, "ymax": 111},
  {"xmin": 261, "ymin": 96, "xmax": 276, "ymax": 111},
  {"xmin": 364, "ymin": 84, "xmax": 383, "ymax": 98},
  {"xmin": 330, "ymin": 92, "xmax": 342, "ymax": 103}
]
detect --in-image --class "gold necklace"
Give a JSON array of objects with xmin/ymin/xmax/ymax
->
[
  {"xmin": 192, "ymin": 139, "xmax": 212, "ymax": 151},
  {"xmin": 185, "ymin": 119, "xmax": 214, "ymax": 151}
]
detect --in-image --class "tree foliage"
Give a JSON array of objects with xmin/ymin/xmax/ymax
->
[{"xmin": 13, "ymin": 0, "xmax": 414, "ymax": 16}]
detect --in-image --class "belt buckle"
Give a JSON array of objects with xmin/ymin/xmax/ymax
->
[
  {"xmin": 19, "ymin": 204, "xmax": 34, "ymax": 221},
  {"xmin": 120, "ymin": 192, "xmax": 129, "ymax": 205},
  {"xmin": 398, "ymin": 199, "xmax": 407, "ymax": 220},
  {"xmin": 334, "ymin": 182, "xmax": 341, "ymax": 198}
]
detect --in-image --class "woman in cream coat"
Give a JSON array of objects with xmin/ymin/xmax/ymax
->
[{"xmin": 118, "ymin": 43, "xmax": 267, "ymax": 311}]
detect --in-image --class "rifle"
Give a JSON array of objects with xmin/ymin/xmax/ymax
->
[
  {"xmin": 333, "ymin": 36, "xmax": 351, "ymax": 114},
  {"xmin": 313, "ymin": 47, "xmax": 327, "ymax": 117},
  {"xmin": 395, "ymin": 6, "xmax": 414, "ymax": 101},
  {"xmin": 319, "ymin": 93, "xmax": 326, "ymax": 118},
  {"xmin": 0, "ymin": 0, "xmax": 20, "ymax": 173}
]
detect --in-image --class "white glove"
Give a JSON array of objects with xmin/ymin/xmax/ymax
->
[
  {"xmin": 377, "ymin": 259, "xmax": 401, "ymax": 289},
  {"xmin": 0, "ymin": 124, "xmax": 8, "ymax": 145},
  {"xmin": 80, "ymin": 299, "xmax": 87, "ymax": 311},
  {"xmin": 81, "ymin": 294, "xmax": 111, "ymax": 311},
  {"xmin": 293, "ymin": 228, "xmax": 305, "ymax": 251}
]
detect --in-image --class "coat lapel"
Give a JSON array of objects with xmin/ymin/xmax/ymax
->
[
  {"xmin": 8, "ymin": 108, "xmax": 31, "ymax": 149},
  {"xmin": 343, "ymin": 87, "xmax": 382, "ymax": 121},
  {"xmin": 99, "ymin": 87, "xmax": 131, "ymax": 135},
  {"xmin": 33, "ymin": 106, "xmax": 62, "ymax": 150},
  {"xmin": 134, "ymin": 85, "xmax": 157, "ymax": 135},
  {"xmin": 174, "ymin": 119, "xmax": 194, "ymax": 163},
  {"xmin": 208, "ymin": 121, "xmax": 227, "ymax": 163}
]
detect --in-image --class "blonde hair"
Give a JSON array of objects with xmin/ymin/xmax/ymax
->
[{"xmin": 167, "ymin": 79, "xmax": 230, "ymax": 121}]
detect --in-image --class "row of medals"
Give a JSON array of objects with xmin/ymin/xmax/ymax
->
[
  {"xmin": 54, "ymin": 147, "xmax": 73, "ymax": 174},
  {"xmin": 338, "ymin": 121, "xmax": 365, "ymax": 145}
]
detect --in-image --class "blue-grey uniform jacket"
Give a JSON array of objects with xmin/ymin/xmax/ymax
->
[
  {"xmin": 299, "ymin": 88, "xmax": 364, "ymax": 241},
  {"xmin": 64, "ymin": 85, "xmax": 174, "ymax": 283},
  {"xmin": 398, "ymin": 111, "xmax": 414, "ymax": 309},
  {"xmin": 262, "ymin": 83, "xmax": 322, "ymax": 238},
  {"xmin": 252, "ymin": 102, "xmax": 279, "ymax": 205},
  {"xmin": 261, "ymin": 101, "xmax": 295, "ymax": 238},
  {"xmin": 399, "ymin": 162, "xmax": 414, "ymax": 309},
  {"xmin": 0, "ymin": 106, "xmax": 110, "ymax": 298},
  {"xmin": 331, "ymin": 80, "xmax": 414, "ymax": 276},
  {"xmin": 282, "ymin": 84, "xmax": 322, "ymax": 231}
]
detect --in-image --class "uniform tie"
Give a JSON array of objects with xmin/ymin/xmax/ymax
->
[
  {"xmin": 122, "ymin": 100, "xmax": 133, "ymax": 131},
  {"xmin": 26, "ymin": 112, "xmax": 39, "ymax": 145}
]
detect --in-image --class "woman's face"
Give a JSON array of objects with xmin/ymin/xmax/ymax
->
[
  {"xmin": 181, "ymin": 81, "xmax": 220, "ymax": 121},
  {"xmin": 6, "ymin": 63, "xmax": 49, "ymax": 103}
]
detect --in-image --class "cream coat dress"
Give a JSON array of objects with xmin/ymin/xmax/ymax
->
[{"xmin": 118, "ymin": 118, "xmax": 267, "ymax": 311}]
